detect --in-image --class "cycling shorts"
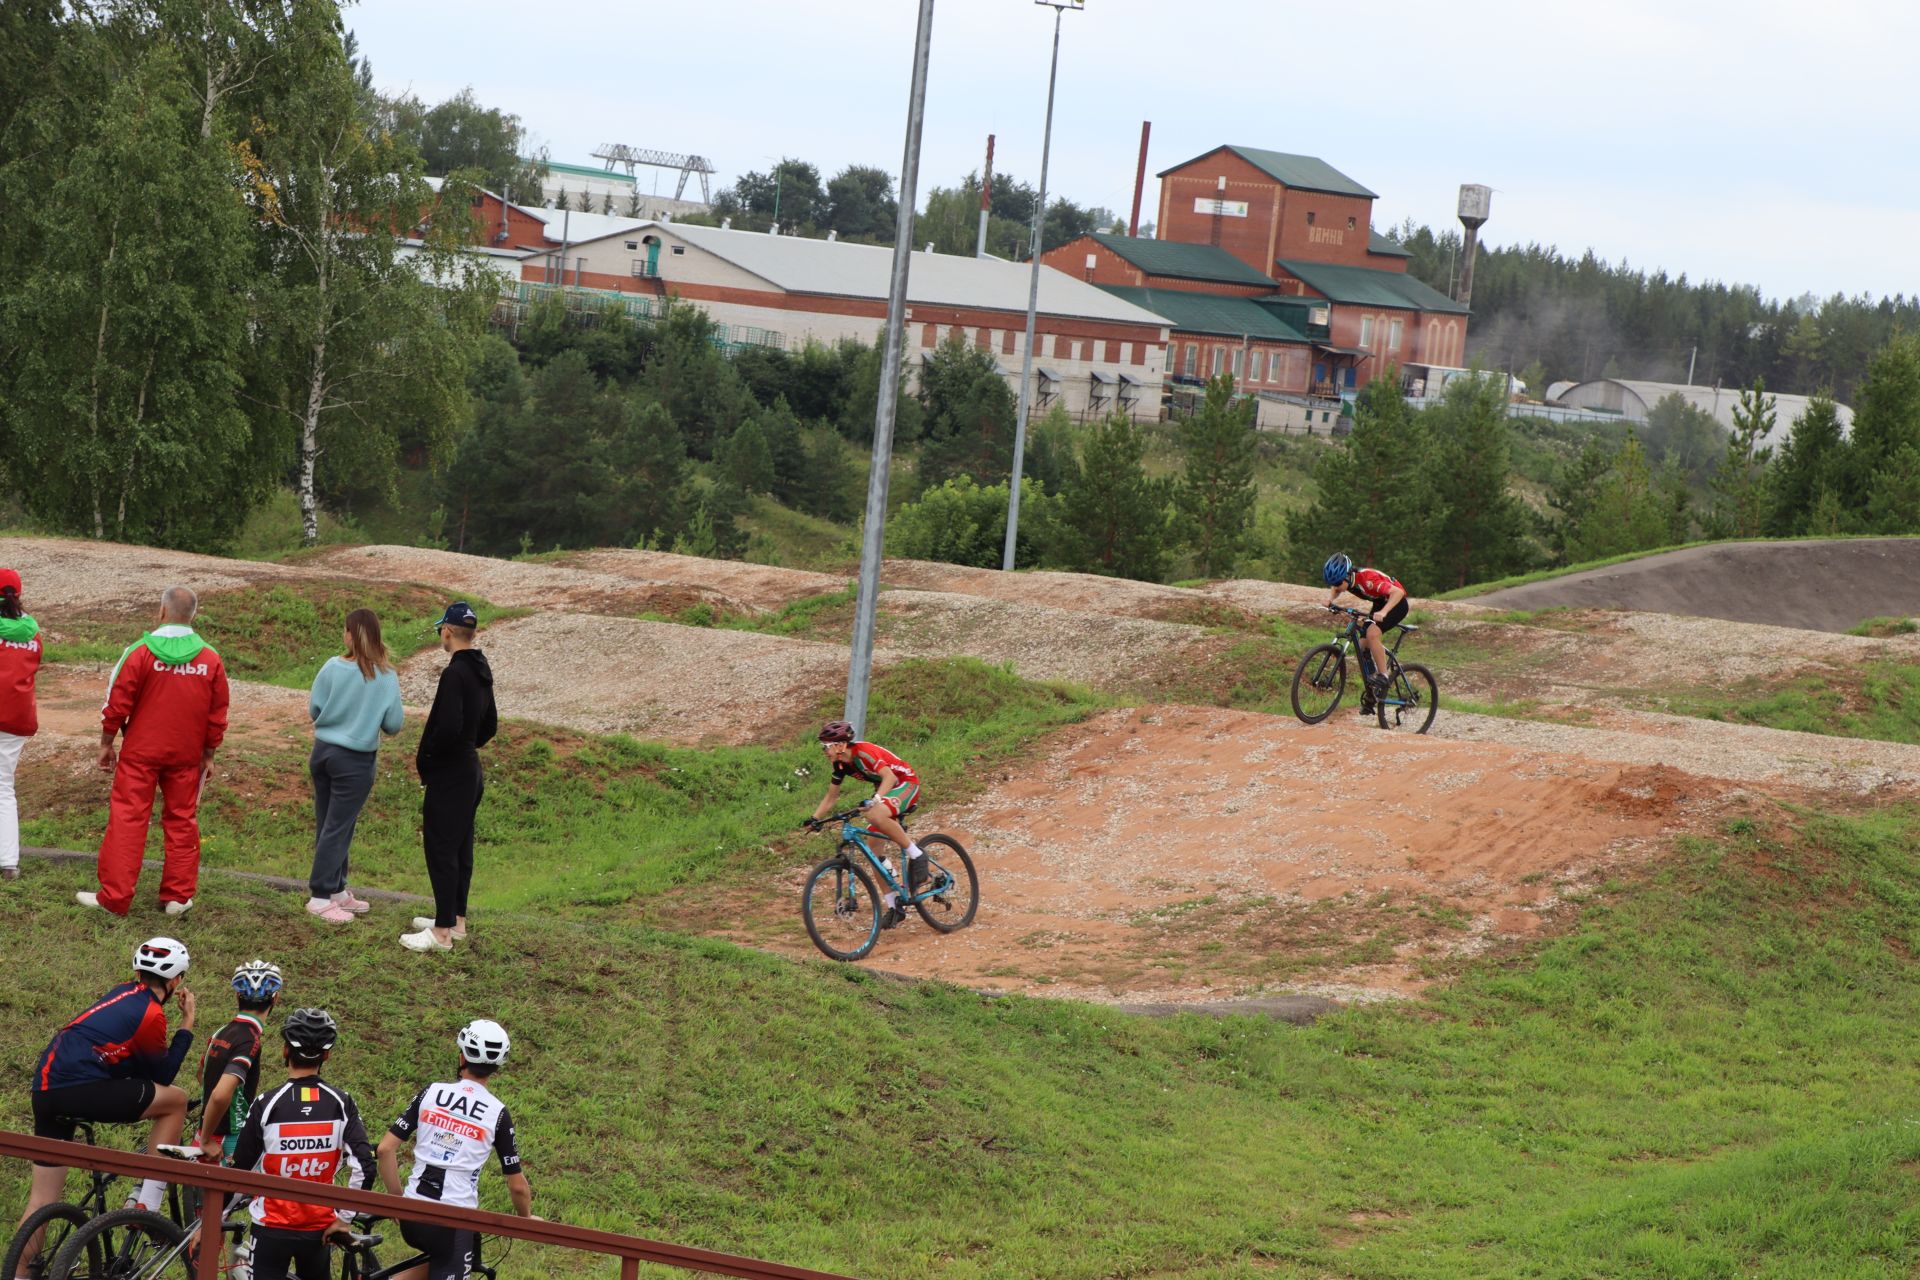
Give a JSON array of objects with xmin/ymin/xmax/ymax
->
[
  {"xmin": 401, "ymin": 1220, "xmax": 478, "ymax": 1280},
  {"xmin": 1368, "ymin": 600, "xmax": 1409, "ymax": 632},
  {"xmin": 872, "ymin": 781, "xmax": 920, "ymax": 821},
  {"xmin": 31, "ymin": 1079, "xmax": 156, "ymax": 1163}
]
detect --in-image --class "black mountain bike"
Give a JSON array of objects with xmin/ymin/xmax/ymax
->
[
  {"xmin": 2, "ymin": 1122, "xmax": 120, "ymax": 1280},
  {"xmin": 334, "ymin": 1223, "xmax": 500, "ymax": 1280},
  {"xmin": 46, "ymin": 1144, "xmax": 249, "ymax": 1280},
  {"xmin": 1290, "ymin": 605, "xmax": 1439, "ymax": 734}
]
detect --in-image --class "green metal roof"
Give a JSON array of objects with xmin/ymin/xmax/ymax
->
[
  {"xmin": 542, "ymin": 160, "xmax": 634, "ymax": 182},
  {"xmin": 1272, "ymin": 259, "xmax": 1469, "ymax": 314},
  {"xmin": 1088, "ymin": 233, "xmax": 1276, "ymax": 287},
  {"xmin": 1366, "ymin": 230, "xmax": 1411, "ymax": 258},
  {"xmin": 1159, "ymin": 146, "xmax": 1376, "ymax": 199},
  {"xmin": 1096, "ymin": 286, "xmax": 1311, "ymax": 343}
]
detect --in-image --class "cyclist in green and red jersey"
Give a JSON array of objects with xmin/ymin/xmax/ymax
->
[{"xmin": 805, "ymin": 721, "xmax": 926, "ymax": 928}]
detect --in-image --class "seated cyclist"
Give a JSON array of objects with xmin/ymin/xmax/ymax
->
[
  {"xmin": 1322, "ymin": 553, "xmax": 1410, "ymax": 700},
  {"xmin": 230, "ymin": 1009, "xmax": 376, "ymax": 1280},
  {"xmin": 21, "ymin": 937, "xmax": 197, "ymax": 1252},
  {"xmin": 805, "ymin": 720, "xmax": 926, "ymax": 927},
  {"xmin": 196, "ymin": 959, "xmax": 283, "ymax": 1163},
  {"xmin": 377, "ymin": 1020, "xmax": 535, "ymax": 1280}
]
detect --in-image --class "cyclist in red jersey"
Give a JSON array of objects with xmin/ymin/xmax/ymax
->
[
  {"xmin": 805, "ymin": 721, "xmax": 926, "ymax": 928},
  {"xmin": 1322, "ymin": 553, "xmax": 1410, "ymax": 706}
]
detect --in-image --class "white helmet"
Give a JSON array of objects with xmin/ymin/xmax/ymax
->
[
  {"xmin": 133, "ymin": 937, "xmax": 190, "ymax": 981},
  {"xmin": 457, "ymin": 1019, "xmax": 510, "ymax": 1066}
]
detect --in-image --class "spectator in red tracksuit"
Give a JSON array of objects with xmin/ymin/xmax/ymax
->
[
  {"xmin": 79, "ymin": 586, "xmax": 229, "ymax": 917},
  {"xmin": 0, "ymin": 566, "xmax": 42, "ymax": 883}
]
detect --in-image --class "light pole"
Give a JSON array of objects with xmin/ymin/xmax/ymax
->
[
  {"xmin": 1002, "ymin": 0, "xmax": 1083, "ymax": 573},
  {"xmin": 843, "ymin": 0, "xmax": 936, "ymax": 734},
  {"xmin": 764, "ymin": 155, "xmax": 784, "ymax": 232}
]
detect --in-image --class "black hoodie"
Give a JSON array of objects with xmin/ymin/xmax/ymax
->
[{"xmin": 416, "ymin": 648, "xmax": 497, "ymax": 777}]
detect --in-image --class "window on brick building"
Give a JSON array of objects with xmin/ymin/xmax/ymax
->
[
  {"xmin": 1359, "ymin": 315, "xmax": 1374, "ymax": 349},
  {"xmin": 1388, "ymin": 317, "xmax": 1403, "ymax": 351},
  {"xmin": 1231, "ymin": 349, "xmax": 1243, "ymax": 379},
  {"xmin": 1347, "ymin": 216, "xmax": 1356, "ymax": 230},
  {"xmin": 1211, "ymin": 348, "xmax": 1226, "ymax": 377},
  {"xmin": 1306, "ymin": 211, "xmax": 1316, "ymax": 226},
  {"xmin": 1182, "ymin": 344, "xmax": 1196, "ymax": 376},
  {"xmin": 1251, "ymin": 351, "xmax": 1266, "ymax": 383}
]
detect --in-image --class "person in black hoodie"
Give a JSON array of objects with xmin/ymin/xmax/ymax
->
[{"xmin": 401, "ymin": 603, "xmax": 497, "ymax": 953}]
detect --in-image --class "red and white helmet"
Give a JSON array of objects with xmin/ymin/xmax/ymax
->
[{"xmin": 133, "ymin": 937, "xmax": 190, "ymax": 980}]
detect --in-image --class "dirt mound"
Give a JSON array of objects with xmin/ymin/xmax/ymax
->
[
  {"xmin": 872, "ymin": 590, "xmax": 1207, "ymax": 689},
  {"xmin": 880, "ymin": 559, "xmax": 1208, "ymax": 618},
  {"xmin": 307, "ymin": 545, "xmax": 748, "ymax": 616},
  {"xmin": 1, "ymin": 536, "xmax": 335, "ymax": 615},
  {"xmin": 559, "ymin": 549, "xmax": 848, "ymax": 611},
  {"xmin": 644, "ymin": 704, "xmax": 1722, "ymax": 1003},
  {"xmin": 1474, "ymin": 538, "xmax": 1920, "ymax": 632},
  {"xmin": 396, "ymin": 614, "xmax": 854, "ymax": 745}
]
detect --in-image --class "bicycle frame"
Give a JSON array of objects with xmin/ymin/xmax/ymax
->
[
  {"xmin": 827, "ymin": 811, "xmax": 945, "ymax": 905},
  {"xmin": 1328, "ymin": 609, "xmax": 1419, "ymax": 709}
]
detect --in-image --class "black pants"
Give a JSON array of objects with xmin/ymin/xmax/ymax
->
[
  {"xmin": 400, "ymin": 1220, "xmax": 478, "ymax": 1280},
  {"xmin": 249, "ymin": 1228, "xmax": 329, "ymax": 1280},
  {"xmin": 421, "ymin": 760, "xmax": 483, "ymax": 929}
]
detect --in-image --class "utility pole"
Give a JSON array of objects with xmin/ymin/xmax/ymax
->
[
  {"xmin": 976, "ymin": 134, "xmax": 994, "ymax": 258},
  {"xmin": 1687, "ymin": 344, "xmax": 1697, "ymax": 386},
  {"xmin": 844, "ymin": 0, "xmax": 935, "ymax": 734},
  {"xmin": 1002, "ymin": 0, "xmax": 1083, "ymax": 573}
]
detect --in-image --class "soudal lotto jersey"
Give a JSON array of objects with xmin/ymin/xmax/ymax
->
[
  {"xmin": 1351, "ymin": 568, "xmax": 1404, "ymax": 605},
  {"xmin": 390, "ymin": 1079, "xmax": 522, "ymax": 1210},
  {"xmin": 832, "ymin": 742, "xmax": 919, "ymax": 789},
  {"xmin": 230, "ymin": 1077, "xmax": 376, "ymax": 1234}
]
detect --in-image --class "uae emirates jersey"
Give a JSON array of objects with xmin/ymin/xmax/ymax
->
[{"xmin": 389, "ymin": 1079, "xmax": 522, "ymax": 1210}]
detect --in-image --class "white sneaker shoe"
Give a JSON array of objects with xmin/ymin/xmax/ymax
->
[
  {"xmin": 76, "ymin": 891, "xmax": 105, "ymax": 911},
  {"xmin": 162, "ymin": 899, "xmax": 193, "ymax": 916},
  {"xmin": 399, "ymin": 928, "xmax": 453, "ymax": 952},
  {"xmin": 411, "ymin": 917, "xmax": 467, "ymax": 939}
]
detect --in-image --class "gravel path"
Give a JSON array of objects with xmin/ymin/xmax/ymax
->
[
  {"xmin": 879, "ymin": 559, "xmax": 1208, "ymax": 618},
  {"xmin": 2, "ymin": 536, "xmax": 334, "ymax": 613},
  {"xmin": 396, "ymin": 614, "xmax": 863, "ymax": 744},
  {"xmin": 560, "ymin": 549, "xmax": 848, "ymax": 610},
  {"xmin": 874, "ymin": 590, "xmax": 1206, "ymax": 689},
  {"xmin": 308, "ymin": 545, "xmax": 748, "ymax": 614}
]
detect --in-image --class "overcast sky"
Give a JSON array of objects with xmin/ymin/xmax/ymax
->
[{"xmin": 350, "ymin": 0, "xmax": 1919, "ymax": 302}]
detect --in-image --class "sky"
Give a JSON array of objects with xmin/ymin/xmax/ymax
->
[{"xmin": 348, "ymin": 0, "xmax": 1920, "ymax": 303}]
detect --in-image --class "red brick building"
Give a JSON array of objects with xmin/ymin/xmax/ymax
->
[{"xmin": 1043, "ymin": 144, "xmax": 1467, "ymax": 400}]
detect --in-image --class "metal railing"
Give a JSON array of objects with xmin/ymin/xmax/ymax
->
[{"xmin": 0, "ymin": 1132, "xmax": 856, "ymax": 1280}]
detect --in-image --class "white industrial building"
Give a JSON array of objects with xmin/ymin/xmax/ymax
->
[
  {"xmin": 1550, "ymin": 378, "xmax": 1853, "ymax": 446},
  {"xmin": 519, "ymin": 221, "xmax": 1172, "ymax": 420}
]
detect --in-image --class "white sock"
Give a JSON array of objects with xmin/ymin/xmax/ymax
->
[
  {"xmin": 905, "ymin": 843, "xmax": 923, "ymax": 859},
  {"xmin": 306, "ymin": 896, "xmax": 331, "ymax": 912},
  {"xmin": 882, "ymin": 892, "xmax": 898, "ymax": 908},
  {"xmin": 136, "ymin": 1178, "xmax": 166, "ymax": 1211}
]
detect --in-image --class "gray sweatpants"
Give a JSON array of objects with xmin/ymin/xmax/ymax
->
[{"xmin": 309, "ymin": 741, "xmax": 378, "ymax": 898}]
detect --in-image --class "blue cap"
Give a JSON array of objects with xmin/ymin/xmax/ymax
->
[{"xmin": 434, "ymin": 601, "xmax": 478, "ymax": 631}]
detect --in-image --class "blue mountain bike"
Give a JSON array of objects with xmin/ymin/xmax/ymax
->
[{"xmin": 800, "ymin": 807, "xmax": 978, "ymax": 961}]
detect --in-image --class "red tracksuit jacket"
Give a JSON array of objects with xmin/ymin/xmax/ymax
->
[
  {"xmin": 0, "ymin": 615, "xmax": 41, "ymax": 737},
  {"xmin": 101, "ymin": 627, "xmax": 229, "ymax": 766}
]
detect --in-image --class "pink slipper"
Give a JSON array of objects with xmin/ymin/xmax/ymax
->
[
  {"xmin": 332, "ymin": 891, "xmax": 372, "ymax": 914},
  {"xmin": 305, "ymin": 899, "xmax": 355, "ymax": 923}
]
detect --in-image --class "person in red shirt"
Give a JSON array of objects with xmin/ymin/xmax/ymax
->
[
  {"xmin": 1322, "ymin": 553, "xmax": 1411, "ymax": 706},
  {"xmin": 79, "ymin": 586, "xmax": 229, "ymax": 917},
  {"xmin": 805, "ymin": 720, "xmax": 926, "ymax": 928},
  {"xmin": 0, "ymin": 566, "xmax": 41, "ymax": 882}
]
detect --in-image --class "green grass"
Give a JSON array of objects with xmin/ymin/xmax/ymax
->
[
  {"xmin": 739, "ymin": 496, "xmax": 859, "ymax": 571},
  {"xmin": 1665, "ymin": 661, "xmax": 1920, "ymax": 744},
  {"xmin": 7, "ymin": 799, "xmax": 1920, "ymax": 1277},
  {"xmin": 19, "ymin": 658, "xmax": 1101, "ymax": 912},
  {"xmin": 1847, "ymin": 615, "xmax": 1919, "ymax": 638}
]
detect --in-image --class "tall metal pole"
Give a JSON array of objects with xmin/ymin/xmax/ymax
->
[
  {"xmin": 975, "ymin": 134, "xmax": 995, "ymax": 258},
  {"xmin": 844, "ymin": 0, "xmax": 935, "ymax": 735},
  {"xmin": 1002, "ymin": 1, "xmax": 1075, "ymax": 572}
]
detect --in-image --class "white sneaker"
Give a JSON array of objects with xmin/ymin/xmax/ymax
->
[
  {"xmin": 76, "ymin": 891, "xmax": 105, "ymax": 910},
  {"xmin": 399, "ymin": 928, "xmax": 453, "ymax": 953},
  {"xmin": 162, "ymin": 899, "xmax": 193, "ymax": 916},
  {"xmin": 411, "ymin": 917, "xmax": 467, "ymax": 939}
]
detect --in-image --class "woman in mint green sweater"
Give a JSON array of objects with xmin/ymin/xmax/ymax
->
[{"xmin": 306, "ymin": 609, "xmax": 405, "ymax": 922}]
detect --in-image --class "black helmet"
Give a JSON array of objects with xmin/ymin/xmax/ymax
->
[{"xmin": 281, "ymin": 1008, "xmax": 339, "ymax": 1056}]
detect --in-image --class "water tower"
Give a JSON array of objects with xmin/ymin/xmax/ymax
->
[{"xmin": 1455, "ymin": 183, "xmax": 1491, "ymax": 309}]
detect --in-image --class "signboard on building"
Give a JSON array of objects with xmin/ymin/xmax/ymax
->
[{"xmin": 1193, "ymin": 197, "xmax": 1249, "ymax": 218}]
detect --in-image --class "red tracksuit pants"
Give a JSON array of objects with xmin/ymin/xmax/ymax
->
[{"xmin": 96, "ymin": 758, "xmax": 203, "ymax": 914}]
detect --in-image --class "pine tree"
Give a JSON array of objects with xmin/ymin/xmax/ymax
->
[
  {"xmin": 1867, "ymin": 444, "xmax": 1920, "ymax": 534},
  {"xmin": 718, "ymin": 417, "xmax": 775, "ymax": 495},
  {"xmin": 1286, "ymin": 370, "xmax": 1434, "ymax": 588},
  {"xmin": 1427, "ymin": 371, "xmax": 1530, "ymax": 589},
  {"xmin": 916, "ymin": 331, "xmax": 1017, "ymax": 486},
  {"xmin": 608, "ymin": 398, "xmax": 689, "ymax": 545},
  {"xmin": 1564, "ymin": 434, "xmax": 1668, "ymax": 562},
  {"xmin": 1764, "ymin": 394, "xmax": 1847, "ymax": 535},
  {"xmin": 1707, "ymin": 380, "xmax": 1775, "ymax": 538},
  {"xmin": 1840, "ymin": 332, "xmax": 1920, "ymax": 519},
  {"xmin": 1059, "ymin": 413, "xmax": 1172, "ymax": 581},
  {"xmin": 1175, "ymin": 376, "xmax": 1259, "ymax": 576}
]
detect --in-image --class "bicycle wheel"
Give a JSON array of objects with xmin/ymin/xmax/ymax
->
[
  {"xmin": 801, "ymin": 853, "xmax": 882, "ymax": 961},
  {"xmin": 1376, "ymin": 663, "xmax": 1438, "ymax": 734},
  {"xmin": 4, "ymin": 1202, "xmax": 96, "ymax": 1280},
  {"xmin": 49, "ymin": 1207, "xmax": 184, "ymax": 1280},
  {"xmin": 1290, "ymin": 644, "xmax": 1347, "ymax": 724},
  {"xmin": 911, "ymin": 834, "xmax": 979, "ymax": 933}
]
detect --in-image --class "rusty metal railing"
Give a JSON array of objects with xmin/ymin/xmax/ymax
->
[{"xmin": 1, "ymin": 1132, "xmax": 857, "ymax": 1280}]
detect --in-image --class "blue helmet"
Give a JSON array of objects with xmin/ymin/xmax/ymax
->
[
  {"xmin": 232, "ymin": 959, "xmax": 283, "ymax": 1002},
  {"xmin": 1322, "ymin": 552, "xmax": 1353, "ymax": 587}
]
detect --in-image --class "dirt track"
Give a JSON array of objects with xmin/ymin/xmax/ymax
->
[{"xmin": 1475, "ymin": 538, "xmax": 1920, "ymax": 631}]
